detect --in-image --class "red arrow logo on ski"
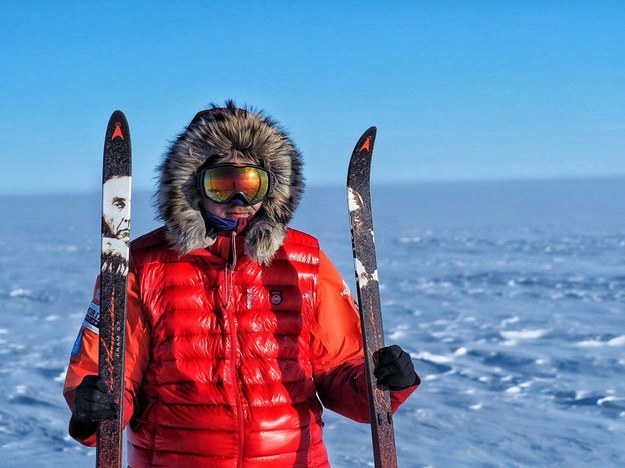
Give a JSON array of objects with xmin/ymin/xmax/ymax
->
[
  {"xmin": 359, "ymin": 136, "xmax": 372, "ymax": 153},
  {"xmin": 112, "ymin": 122, "xmax": 124, "ymax": 140}
]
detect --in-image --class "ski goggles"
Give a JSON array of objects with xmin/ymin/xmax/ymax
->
[{"xmin": 199, "ymin": 164, "xmax": 271, "ymax": 205}]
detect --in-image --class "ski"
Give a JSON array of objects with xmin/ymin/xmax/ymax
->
[
  {"xmin": 97, "ymin": 111, "xmax": 132, "ymax": 468},
  {"xmin": 347, "ymin": 127, "xmax": 398, "ymax": 468}
]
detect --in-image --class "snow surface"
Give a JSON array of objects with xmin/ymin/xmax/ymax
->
[{"xmin": 1, "ymin": 179, "xmax": 624, "ymax": 466}]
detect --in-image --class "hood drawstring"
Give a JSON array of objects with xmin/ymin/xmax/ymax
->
[
  {"xmin": 228, "ymin": 229, "xmax": 237, "ymax": 271},
  {"xmin": 221, "ymin": 229, "xmax": 238, "ymax": 309}
]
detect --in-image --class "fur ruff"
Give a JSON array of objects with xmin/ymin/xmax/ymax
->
[{"xmin": 156, "ymin": 101, "xmax": 304, "ymax": 265}]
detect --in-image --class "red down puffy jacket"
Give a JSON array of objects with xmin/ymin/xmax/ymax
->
[{"xmin": 64, "ymin": 227, "xmax": 416, "ymax": 467}]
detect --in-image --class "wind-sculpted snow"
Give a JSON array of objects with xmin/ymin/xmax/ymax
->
[{"xmin": 1, "ymin": 179, "xmax": 625, "ymax": 466}]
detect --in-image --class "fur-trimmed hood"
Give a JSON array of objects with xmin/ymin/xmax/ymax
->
[{"xmin": 156, "ymin": 101, "xmax": 304, "ymax": 264}]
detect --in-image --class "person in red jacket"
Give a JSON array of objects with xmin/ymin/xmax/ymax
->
[{"xmin": 64, "ymin": 102, "xmax": 419, "ymax": 467}]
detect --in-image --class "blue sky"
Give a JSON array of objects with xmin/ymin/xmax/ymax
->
[{"xmin": 2, "ymin": 1, "xmax": 625, "ymax": 194}]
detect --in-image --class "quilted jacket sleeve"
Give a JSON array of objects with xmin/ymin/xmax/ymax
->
[
  {"xmin": 310, "ymin": 250, "xmax": 417, "ymax": 423},
  {"xmin": 63, "ymin": 268, "xmax": 149, "ymax": 446}
]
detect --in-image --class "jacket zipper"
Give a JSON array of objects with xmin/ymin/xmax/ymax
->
[{"xmin": 223, "ymin": 230, "xmax": 245, "ymax": 467}]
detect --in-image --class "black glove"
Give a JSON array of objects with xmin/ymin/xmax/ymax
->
[
  {"xmin": 70, "ymin": 375, "xmax": 118, "ymax": 438},
  {"xmin": 374, "ymin": 345, "xmax": 420, "ymax": 391}
]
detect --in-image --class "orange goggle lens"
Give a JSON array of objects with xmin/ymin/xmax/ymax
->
[{"xmin": 200, "ymin": 164, "xmax": 271, "ymax": 205}]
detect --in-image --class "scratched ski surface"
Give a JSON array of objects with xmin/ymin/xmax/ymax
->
[{"xmin": 347, "ymin": 127, "xmax": 398, "ymax": 468}]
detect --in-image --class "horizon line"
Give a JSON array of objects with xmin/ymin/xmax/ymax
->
[{"xmin": 2, "ymin": 173, "xmax": 625, "ymax": 197}]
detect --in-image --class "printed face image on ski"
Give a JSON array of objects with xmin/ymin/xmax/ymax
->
[
  {"xmin": 101, "ymin": 175, "xmax": 131, "ymax": 276},
  {"xmin": 103, "ymin": 176, "xmax": 131, "ymax": 241},
  {"xmin": 348, "ymin": 187, "xmax": 379, "ymax": 289}
]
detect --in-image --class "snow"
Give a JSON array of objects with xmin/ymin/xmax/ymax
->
[{"xmin": 2, "ymin": 179, "xmax": 625, "ymax": 466}]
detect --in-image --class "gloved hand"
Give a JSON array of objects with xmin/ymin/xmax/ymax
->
[
  {"xmin": 70, "ymin": 375, "xmax": 118, "ymax": 438},
  {"xmin": 374, "ymin": 345, "xmax": 420, "ymax": 391}
]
